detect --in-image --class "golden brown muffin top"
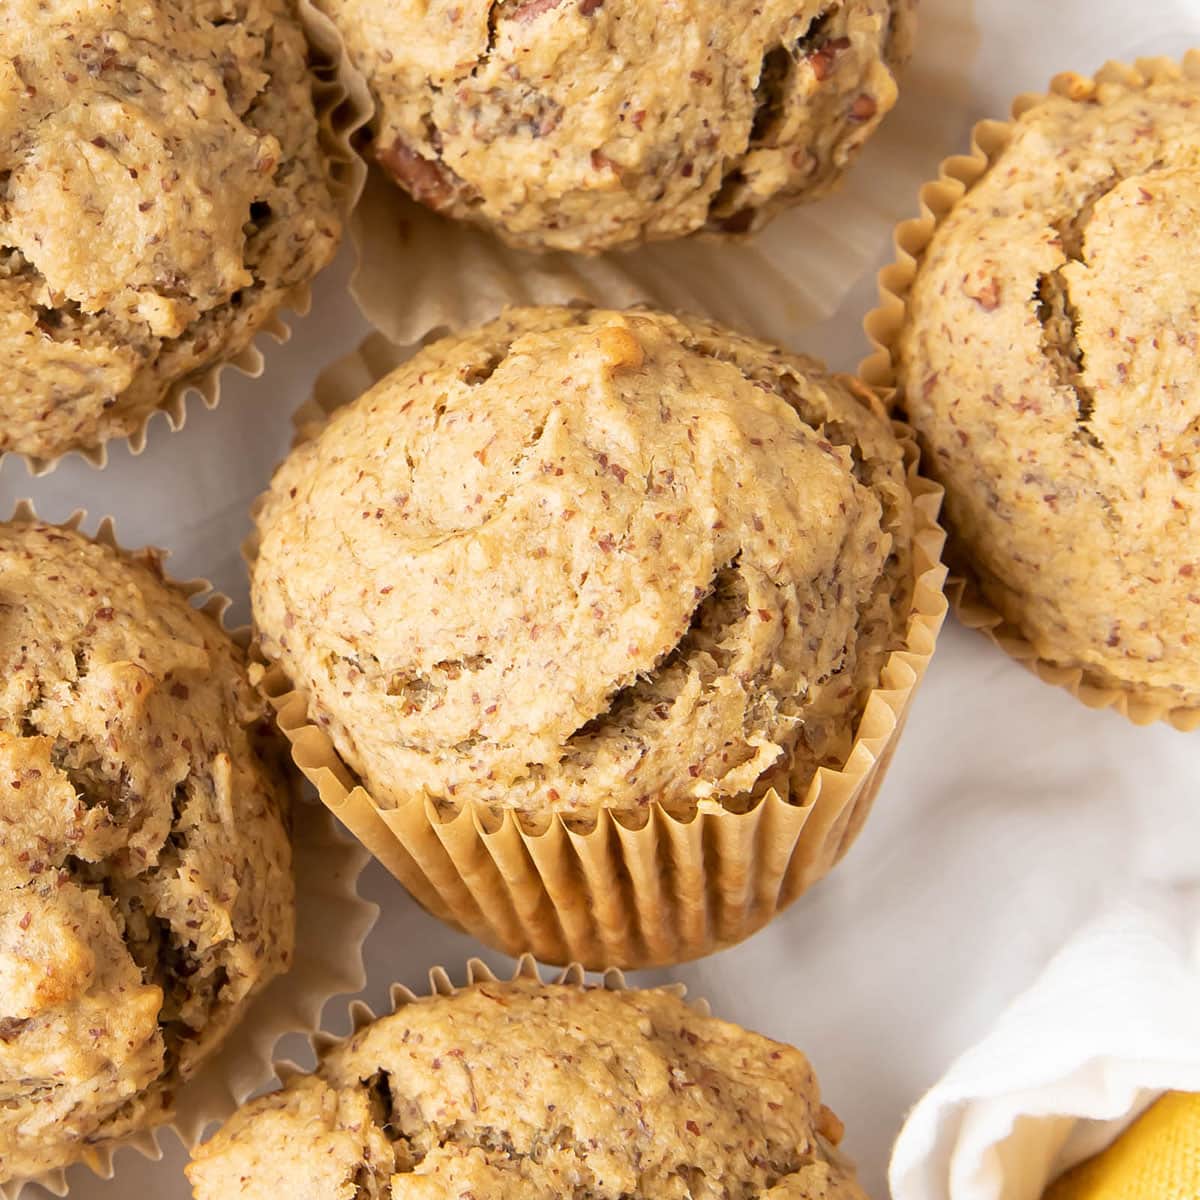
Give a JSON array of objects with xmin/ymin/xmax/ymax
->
[
  {"xmin": 188, "ymin": 977, "xmax": 866, "ymax": 1200},
  {"xmin": 0, "ymin": 521, "xmax": 294, "ymax": 1185},
  {"xmin": 252, "ymin": 306, "xmax": 913, "ymax": 825},
  {"xmin": 899, "ymin": 67, "xmax": 1200, "ymax": 707},
  {"xmin": 0, "ymin": 0, "xmax": 341, "ymax": 462},
  {"xmin": 324, "ymin": 0, "xmax": 913, "ymax": 252}
]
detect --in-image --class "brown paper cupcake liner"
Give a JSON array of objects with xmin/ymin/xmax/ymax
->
[
  {"xmin": 333, "ymin": 0, "xmax": 978, "ymax": 350},
  {"xmin": 5, "ymin": 0, "xmax": 373, "ymax": 480},
  {"xmin": 247, "ymin": 329, "xmax": 948, "ymax": 971},
  {"xmin": 861, "ymin": 50, "xmax": 1200, "ymax": 733},
  {"xmin": 1, "ymin": 501, "xmax": 378, "ymax": 1200}
]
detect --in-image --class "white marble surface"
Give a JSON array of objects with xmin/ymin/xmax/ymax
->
[{"xmin": 9, "ymin": 1, "xmax": 1200, "ymax": 1196}]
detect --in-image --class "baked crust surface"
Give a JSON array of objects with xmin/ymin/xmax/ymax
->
[
  {"xmin": 325, "ymin": 0, "xmax": 913, "ymax": 252},
  {"xmin": 0, "ymin": 521, "xmax": 294, "ymax": 1183},
  {"xmin": 188, "ymin": 978, "xmax": 867, "ymax": 1200},
  {"xmin": 900, "ymin": 74, "xmax": 1200, "ymax": 706},
  {"xmin": 252, "ymin": 306, "xmax": 914, "ymax": 822},
  {"xmin": 0, "ymin": 0, "xmax": 342, "ymax": 459}
]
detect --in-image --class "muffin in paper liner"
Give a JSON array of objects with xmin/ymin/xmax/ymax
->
[
  {"xmin": 246, "ymin": 328, "xmax": 947, "ymax": 971},
  {"xmin": 861, "ymin": 51, "xmax": 1200, "ymax": 733},
  {"xmin": 336, "ymin": 0, "xmax": 978, "ymax": 350},
  {"xmin": 1, "ymin": 0, "xmax": 372, "ymax": 479},
  {"xmin": 0, "ymin": 500, "xmax": 377, "ymax": 1200},
  {"xmin": 187, "ymin": 954, "xmax": 865, "ymax": 1197}
]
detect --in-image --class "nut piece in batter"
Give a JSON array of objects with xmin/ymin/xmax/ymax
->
[
  {"xmin": 323, "ymin": 0, "xmax": 914, "ymax": 252},
  {"xmin": 0, "ymin": 0, "xmax": 343, "ymax": 461},
  {"xmin": 251, "ymin": 306, "xmax": 915, "ymax": 825},
  {"xmin": 0, "ymin": 520, "xmax": 294, "ymax": 1185},
  {"xmin": 188, "ymin": 977, "xmax": 867, "ymax": 1200},
  {"xmin": 898, "ymin": 68, "xmax": 1200, "ymax": 710}
]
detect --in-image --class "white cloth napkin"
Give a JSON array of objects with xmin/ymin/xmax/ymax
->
[{"xmin": 889, "ymin": 887, "xmax": 1200, "ymax": 1200}]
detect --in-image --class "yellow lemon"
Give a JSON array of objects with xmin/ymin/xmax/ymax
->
[{"xmin": 1044, "ymin": 1092, "xmax": 1200, "ymax": 1200}]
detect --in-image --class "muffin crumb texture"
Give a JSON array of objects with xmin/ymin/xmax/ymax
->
[
  {"xmin": 251, "ymin": 306, "xmax": 914, "ymax": 824},
  {"xmin": 0, "ymin": 521, "xmax": 294, "ymax": 1185},
  {"xmin": 0, "ymin": 0, "xmax": 342, "ymax": 461},
  {"xmin": 324, "ymin": 0, "xmax": 914, "ymax": 251},
  {"xmin": 899, "ymin": 68, "xmax": 1200, "ymax": 707},
  {"xmin": 187, "ymin": 978, "xmax": 867, "ymax": 1200}
]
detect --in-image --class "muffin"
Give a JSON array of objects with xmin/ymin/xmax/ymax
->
[
  {"xmin": 0, "ymin": 519, "xmax": 294, "ymax": 1186},
  {"xmin": 252, "ymin": 306, "xmax": 915, "ymax": 825},
  {"xmin": 893, "ymin": 60, "xmax": 1200, "ymax": 716},
  {"xmin": 249, "ymin": 305, "xmax": 944, "ymax": 967},
  {"xmin": 0, "ymin": 0, "xmax": 343, "ymax": 464},
  {"xmin": 324, "ymin": 0, "xmax": 914, "ymax": 253},
  {"xmin": 187, "ymin": 971, "xmax": 867, "ymax": 1199}
]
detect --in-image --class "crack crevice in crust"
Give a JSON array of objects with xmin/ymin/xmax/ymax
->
[
  {"xmin": 678, "ymin": 335, "xmax": 913, "ymax": 770},
  {"xmin": 7, "ymin": 708, "xmax": 241, "ymax": 1138},
  {"xmin": 707, "ymin": 3, "xmax": 839, "ymax": 232},
  {"xmin": 481, "ymin": 0, "xmax": 502, "ymax": 65},
  {"xmin": 62, "ymin": 844, "xmax": 225, "ymax": 1076},
  {"xmin": 563, "ymin": 554, "xmax": 748, "ymax": 752},
  {"xmin": 1035, "ymin": 269, "xmax": 1102, "ymax": 445},
  {"xmin": 541, "ymin": 322, "xmax": 904, "ymax": 803},
  {"xmin": 749, "ymin": 44, "xmax": 795, "ymax": 145},
  {"xmin": 1034, "ymin": 172, "xmax": 1133, "ymax": 451},
  {"xmin": 341, "ymin": 1061, "xmax": 829, "ymax": 1200}
]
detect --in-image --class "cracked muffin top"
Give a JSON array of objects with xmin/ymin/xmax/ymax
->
[
  {"xmin": 0, "ymin": 0, "xmax": 342, "ymax": 463},
  {"xmin": 187, "ymin": 976, "xmax": 867, "ymax": 1200},
  {"xmin": 324, "ymin": 0, "xmax": 913, "ymax": 253},
  {"xmin": 0, "ymin": 520, "xmax": 294, "ymax": 1185},
  {"xmin": 898, "ymin": 67, "xmax": 1200, "ymax": 709},
  {"xmin": 251, "ymin": 306, "xmax": 914, "ymax": 825}
]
